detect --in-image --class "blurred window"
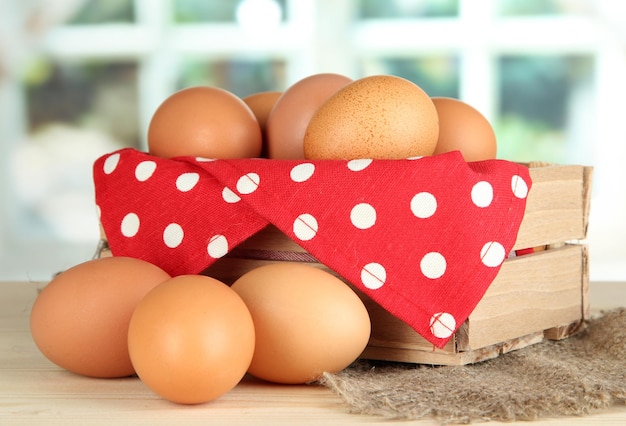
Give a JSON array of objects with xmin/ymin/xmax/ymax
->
[
  {"xmin": 173, "ymin": 0, "xmax": 288, "ymax": 23},
  {"xmin": 1, "ymin": 0, "xmax": 623, "ymax": 282},
  {"xmin": 26, "ymin": 60, "xmax": 140, "ymax": 146},
  {"xmin": 357, "ymin": 0, "xmax": 459, "ymax": 18},
  {"xmin": 360, "ymin": 56, "xmax": 460, "ymax": 98},
  {"xmin": 67, "ymin": 0, "xmax": 135, "ymax": 24},
  {"xmin": 177, "ymin": 58, "xmax": 285, "ymax": 97},
  {"xmin": 496, "ymin": 55, "xmax": 594, "ymax": 163}
]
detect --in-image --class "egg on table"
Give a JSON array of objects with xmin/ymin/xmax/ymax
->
[
  {"xmin": 231, "ymin": 263, "xmax": 371, "ymax": 384},
  {"xmin": 29, "ymin": 256, "xmax": 171, "ymax": 378},
  {"xmin": 127, "ymin": 275, "xmax": 255, "ymax": 404}
]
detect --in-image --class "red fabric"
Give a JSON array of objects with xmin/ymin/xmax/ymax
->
[{"xmin": 93, "ymin": 148, "xmax": 531, "ymax": 348}]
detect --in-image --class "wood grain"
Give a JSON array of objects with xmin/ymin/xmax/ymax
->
[{"xmin": 2, "ymin": 281, "xmax": 626, "ymax": 425}]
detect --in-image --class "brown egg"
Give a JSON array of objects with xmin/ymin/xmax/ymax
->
[
  {"xmin": 29, "ymin": 257, "xmax": 171, "ymax": 378},
  {"xmin": 148, "ymin": 86, "xmax": 262, "ymax": 159},
  {"xmin": 304, "ymin": 75, "xmax": 439, "ymax": 160},
  {"xmin": 431, "ymin": 97, "xmax": 497, "ymax": 161},
  {"xmin": 231, "ymin": 263, "xmax": 371, "ymax": 384},
  {"xmin": 266, "ymin": 73, "xmax": 352, "ymax": 159},
  {"xmin": 128, "ymin": 275, "xmax": 255, "ymax": 404},
  {"xmin": 242, "ymin": 91, "xmax": 282, "ymax": 158}
]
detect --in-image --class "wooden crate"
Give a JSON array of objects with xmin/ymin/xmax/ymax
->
[
  {"xmin": 201, "ymin": 162, "xmax": 592, "ymax": 365},
  {"xmin": 98, "ymin": 162, "xmax": 593, "ymax": 365}
]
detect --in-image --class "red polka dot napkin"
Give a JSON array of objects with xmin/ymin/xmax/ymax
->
[{"xmin": 93, "ymin": 148, "xmax": 531, "ymax": 348}]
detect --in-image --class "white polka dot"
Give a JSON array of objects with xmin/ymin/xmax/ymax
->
[
  {"xmin": 411, "ymin": 192, "xmax": 437, "ymax": 219},
  {"xmin": 237, "ymin": 173, "xmax": 260, "ymax": 194},
  {"xmin": 176, "ymin": 172, "xmax": 200, "ymax": 192},
  {"xmin": 420, "ymin": 252, "xmax": 446, "ymax": 279},
  {"xmin": 347, "ymin": 159, "xmax": 373, "ymax": 171},
  {"xmin": 350, "ymin": 203, "xmax": 377, "ymax": 230},
  {"xmin": 512, "ymin": 175, "xmax": 529, "ymax": 199},
  {"xmin": 163, "ymin": 223, "xmax": 184, "ymax": 248},
  {"xmin": 121, "ymin": 213, "xmax": 140, "ymax": 237},
  {"xmin": 290, "ymin": 163, "xmax": 315, "ymax": 183},
  {"xmin": 471, "ymin": 181, "xmax": 493, "ymax": 208},
  {"xmin": 135, "ymin": 161, "xmax": 157, "ymax": 182},
  {"xmin": 103, "ymin": 153, "xmax": 120, "ymax": 174},
  {"xmin": 406, "ymin": 156, "xmax": 424, "ymax": 160},
  {"xmin": 429, "ymin": 312, "xmax": 456, "ymax": 339},
  {"xmin": 207, "ymin": 235, "xmax": 228, "ymax": 258},
  {"xmin": 293, "ymin": 214, "xmax": 318, "ymax": 241},
  {"xmin": 222, "ymin": 187, "xmax": 241, "ymax": 203},
  {"xmin": 361, "ymin": 263, "xmax": 386, "ymax": 290},
  {"xmin": 195, "ymin": 157, "xmax": 216, "ymax": 162},
  {"xmin": 481, "ymin": 241, "xmax": 506, "ymax": 267}
]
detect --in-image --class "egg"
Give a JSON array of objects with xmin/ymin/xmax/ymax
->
[
  {"xmin": 303, "ymin": 75, "xmax": 439, "ymax": 160},
  {"xmin": 242, "ymin": 91, "xmax": 282, "ymax": 157},
  {"xmin": 266, "ymin": 73, "xmax": 352, "ymax": 159},
  {"xmin": 127, "ymin": 275, "xmax": 255, "ymax": 404},
  {"xmin": 431, "ymin": 97, "xmax": 497, "ymax": 161},
  {"xmin": 29, "ymin": 257, "xmax": 171, "ymax": 378},
  {"xmin": 148, "ymin": 86, "xmax": 262, "ymax": 159},
  {"xmin": 231, "ymin": 263, "xmax": 371, "ymax": 384}
]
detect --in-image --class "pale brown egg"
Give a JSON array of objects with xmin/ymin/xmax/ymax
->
[
  {"xmin": 266, "ymin": 73, "xmax": 352, "ymax": 159},
  {"xmin": 242, "ymin": 91, "xmax": 282, "ymax": 158},
  {"xmin": 148, "ymin": 86, "xmax": 262, "ymax": 159},
  {"xmin": 431, "ymin": 97, "xmax": 497, "ymax": 161},
  {"xmin": 303, "ymin": 75, "xmax": 439, "ymax": 160},
  {"xmin": 128, "ymin": 275, "xmax": 255, "ymax": 404},
  {"xmin": 231, "ymin": 263, "xmax": 371, "ymax": 384},
  {"xmin": 29, "ymin": 257, "xmax": 171, "ymax": 378}
]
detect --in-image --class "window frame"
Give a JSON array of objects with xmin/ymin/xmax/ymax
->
[{"xmin": 1, "ymin": 0, "xmax": 624, "ymax": 281}]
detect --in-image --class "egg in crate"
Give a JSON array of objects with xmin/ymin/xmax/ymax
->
[
  {"xmin": 148, "ymin": 86, "xmax": 262, "ymax": 159},
  {"xmin": 303, "ymin": 75, "xmax": 439, "ymax": 160},
  {"xmin": 242, "ymin": 90, "xmax": 282, "ymax": 157},
  {"xmin": 265, "ymin": 73, "xmax": 353, "ymax": 159},
  {"xmin": 431, "ymin": 97, "xmax": 497, "ymax": 161}
]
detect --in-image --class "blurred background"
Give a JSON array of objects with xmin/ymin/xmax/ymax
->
[{"xmin": 1, "ymin": 0, "xmax": 624, "ymax": 283}]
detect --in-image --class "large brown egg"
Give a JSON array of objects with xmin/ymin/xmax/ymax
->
[
  {"xmin": 431, "ymin": 97, "xmax": 497, "ymax": 161},
  {"xmin": 29, "ymin": 257, "xmax": 171, "ymax": 378},
  {"xmin": 231, "ymin": 263, "xmax": 371, "ymax": 384},
  {"xmin": 148, "ymin": 86, "xmax": 262, "ymax": 159},
  {"xmin": 303, "ymin": 75, "xmax": 439, "ymax": 160},
  {"xmin": 128, "ymin": 275, "xmax": 255, "ymax": 404},
  {"xmin": 242, "ymin": 91, "xmax": 282, "ymax": 158},
  {"xmin": 266, "ymin": 73, "xmax": 352, "ymax": 159}
]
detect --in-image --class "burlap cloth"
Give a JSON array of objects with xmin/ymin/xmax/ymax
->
[{"xmin": 318, "ymin": 308, "xmax": 626, "ymax": 424}]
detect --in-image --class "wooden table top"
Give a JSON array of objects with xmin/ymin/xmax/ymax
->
[{"xmin": 2, "ymin": 280, "xmax": 626, "ymax": 425}]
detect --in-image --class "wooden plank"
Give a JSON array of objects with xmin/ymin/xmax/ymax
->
[
  {"xmin": 3, "ymin": 285, "xmax": 626, "ymax": 426},
  {"xmin": 514, "ymin": 164, "xmax": 590, "ymax": 250},
  {"xmin": 544, "ymin": 244, "xmax": 591, "ymax": 340},
  {"xmin": 463, "ymin": 244, "xmax": 585, "ymax": 350},
  {"xmin": 362, "ymin": 297, "xmax": 457, "ymax": 354},
  {"xmin": 361, "ymin": 331, "xmax": 544, "ymax": 365},
  {"xmin": 358, "ymin": 244, "xmax": 586, "ymax": 362}
]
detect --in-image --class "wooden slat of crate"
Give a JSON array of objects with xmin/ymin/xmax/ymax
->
[
  {"xmin": 360, "ymin": 331, "xmax": 546, "ymax": 366},
  {"xmin": 513, "ymin": 164, "xmax": 592, "ymax": 250},
  {"xmin": 460, "ymin": 244, "xmax": 586, "ymax": 349},
  {"xmin": 360, "ymin": 244, "xmax": 587, "ymax": 365}
]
